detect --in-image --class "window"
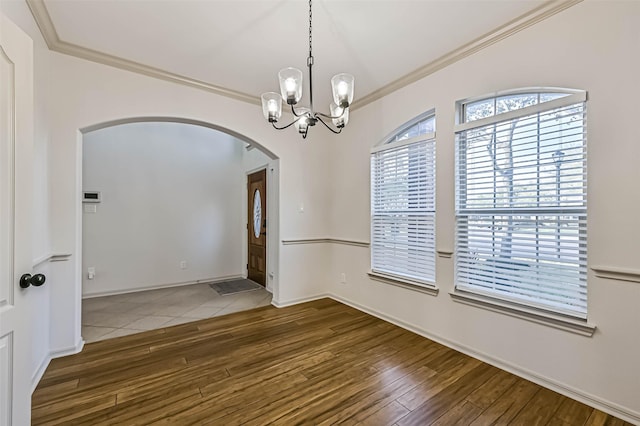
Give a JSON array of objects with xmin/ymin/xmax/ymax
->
[
  {"xmin": 455, "ymin": 90, "xmax": 587, "ymax": 318},
  {"xmin": 371, "ymin": 114, "xmax": 436, "ymax": 287}
]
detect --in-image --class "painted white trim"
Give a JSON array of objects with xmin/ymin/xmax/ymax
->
[
  {"xmin": 82, "ymin": 275, "xmax": 244, "ymax": 299},
  {"xmin": 370, "ymin": 132, "xmax": 436, "ymax": 153},
  {"xmin": 245, "ymin": 164, "xmax": 269, "ymax": 176},
  {"xmin": 271, "ymin": 293, "xmax": 328, "ymax": 308},
  {"xmin": 450, "ymin": 290, "xmax": 596, "ymax": 337},
  {"xmin": 455, "ymin": 86, "xmax": 584, "ymax": 111},
  {"xmin": 49, "ymin": 338, "xmax": 84, "ymax": 360},
  {"xmin": 281, "ymin": 238, "xmax": 369, "ymax": 248},
  {"xmin": 330, "ymin": 239, "xmax": 370, "ymax": 247},
  {"xmin": 454, "ymin": 91, "xmax": 587, "ymax": 133},
  {"xmin": 351, "ymin": 0, "xmax": 584, "ymax": 111},
  {"xmin": 375, "ymin": 110, "xmax": 436, "ymax": 148},
  {"xmin": 24, "ymin": 0, "xmax": 583, "ymax": 112},
  {"xmin": 436, "ymin": 250, "xmax": 453, "ymax": 259},
  {"xmin": 30, "ymin": 354, "xmax": 51, "ymax": 393},
  {"xmin": 32, "ymin": 253, "xmax": 71, "ymax": 268},
  {"xmin": 80, "ymin": 117, "xmax": 278, "ymax": 160},
  {"xmin": 326, "ymin": 294, "xmax": 640, "ymax": 424},
  {"xmin": 30, "ymin": 336, "xmax": 83, "ymax": 393},
  {"xmin": 368, "ymin": 271, "xmax": 439, "ymax": 296},
  {"xmin": 591, "ymin": 266, "xmax": 640, "ymax": 284},
  {"xmin": 25, "ymin": 0, "xmax": 259, "ymax": 106}
]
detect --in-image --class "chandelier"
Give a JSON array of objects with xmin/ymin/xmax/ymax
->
[{"xmin": 261, "ymin": 0, "xmax": 354, "ymax": 139}]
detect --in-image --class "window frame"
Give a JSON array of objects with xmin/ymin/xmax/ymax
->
[
  {"xmin": 370, "ymin": 111, "xmax": 437, "ymax": 294},
  {"xmin": 451, "ymin": 88, "xmax": 595, "ymax": 335}
]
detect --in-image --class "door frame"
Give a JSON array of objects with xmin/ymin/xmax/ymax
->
[{"xmin": 244, "ymin": 163, "xmax": 278, "ymax": 293}]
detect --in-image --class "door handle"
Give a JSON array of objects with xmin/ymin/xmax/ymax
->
[{"xmin": 20, "ymin": 273, "xmax": 46, "ymax": 289}]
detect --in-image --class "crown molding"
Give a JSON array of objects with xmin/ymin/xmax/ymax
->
[
  {"xmin": 25, "ymin": 0, "xmax": 260, "ymax": 106},
  {"xmin": 350, "ymin": 0, "xmax": 583, "ymax": 111},
  {"xmin": 26, "ymin": 0, "xmax": 581, "ymax": 110}
]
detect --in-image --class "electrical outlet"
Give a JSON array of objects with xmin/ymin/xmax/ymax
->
[
  {"xmin": 340, "ymin": 273, "xmax": 346, "ymax": 284},
  {"xmin": 180, "ymin": 260, "xmax": 187, "ymax": 269},
  {"xmin": 87, "ymin": 267, "xmax": 95, "ymax": 280}
]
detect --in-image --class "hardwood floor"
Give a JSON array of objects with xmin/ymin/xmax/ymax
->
[{"xmin": 33, "ymin": 299, "xmax": 630, "ymax": 425}]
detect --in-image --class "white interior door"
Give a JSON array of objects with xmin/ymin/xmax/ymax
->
[{"xmin": 0, "ymin": 12, "xmax": 34, "ymax": 426}]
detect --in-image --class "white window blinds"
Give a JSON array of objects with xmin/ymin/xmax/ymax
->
[
  {"xmin": 371, "ymin": 134, "xmax": 436, "ymax": 285},
  {"xmin": 455, "ymin": 91, "xmax": 587, "ymax": 318}
]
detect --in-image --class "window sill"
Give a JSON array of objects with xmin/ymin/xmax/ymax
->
[
  {"xmin": 449, "ymin": 290, "xmax": 596, "ymax": 337},
  {"xmin": 368, "ymin": 271, "xmax": 439, "ymax": 296}
]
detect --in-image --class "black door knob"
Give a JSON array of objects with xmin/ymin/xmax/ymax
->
[{"xmin": 20, "ymin": 273, "xmax": 46, "ymax": 289}]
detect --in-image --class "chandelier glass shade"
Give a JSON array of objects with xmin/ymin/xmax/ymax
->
[{"xmin": 261, "ymin": 0, "xmax": 354, "ymax": 139}]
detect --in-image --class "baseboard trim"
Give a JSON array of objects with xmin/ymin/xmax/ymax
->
[
  {"xmin": 50, "ymin": 338, "xmax": 84, "ymax": 359},
  {"xmin": 82, "ymin": 275, "xmax": 244, "ymax": 299},
  {"xmin": 31, "ymin": 353, "xmax": 52, "ymax": 393},
  {"xmin": 327, "ymin": 293, "xmax": 640, "ymax": 424},
  {"xmin": 33, "ymin": 338, "xmax": 85, "ymax": 392},
  {"xmin": 271, "ymin": 293, "xmax": 328, "ymax": 308}
]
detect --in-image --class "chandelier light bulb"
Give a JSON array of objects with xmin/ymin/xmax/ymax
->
[
  {"xmin": 294, "ymin": 107, "xmax": 313, "ymax": 136},
  {"xmin": 261, "ymin": 92, "xmax": 282, "ymax": 122},
  {"xmin": 337, "ymin": 82, "xmax": 348, "ymax": 96},
  {"xmin": 285, "ymin": 78, "xmax": 297, "ymax": 93},
  {"xmin": 297, "ymin": 117, "xmax": 309, "ymax": 133},
  {"xmin": 330, "ymin": 103, "xmax": 349, "ymax": 128},
  {"xmin": 331, "ymin": 73, "xmax": 354, "ymax": 108},
  {"xmin": 278, "ymin": 67, "xmax": 303, "ymax": 105}
]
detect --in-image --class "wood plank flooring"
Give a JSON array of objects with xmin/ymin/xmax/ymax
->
[{"xmin": 33, "ymin": 299, "xmax": 630, "ymax": 425}]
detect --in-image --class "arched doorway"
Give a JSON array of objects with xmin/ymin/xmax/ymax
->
[{"xmin": 78, "ymin": 118, "xmax": 280, "ymax": 342}]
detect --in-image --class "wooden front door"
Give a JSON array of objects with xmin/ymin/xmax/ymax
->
[{"xmin": 247, "ymin": 169, "xmax": 266, "ymax": 286}]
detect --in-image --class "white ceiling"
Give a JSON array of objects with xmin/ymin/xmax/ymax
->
[{"xmin": 43, "ymin": 0, "xmax": 547, "ymax": 109}]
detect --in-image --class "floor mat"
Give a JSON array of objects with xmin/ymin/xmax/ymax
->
[{"xmin": 209, "ymin": 279, "xmax": 262, "ymax": 295}]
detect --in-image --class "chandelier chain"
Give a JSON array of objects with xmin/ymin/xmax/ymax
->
[{"xmin": 308, "ymin": 0, "xmax": 313, "ymax": 58}]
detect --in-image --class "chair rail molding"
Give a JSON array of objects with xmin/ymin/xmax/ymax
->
[
  {"xmin": 32, "ymin": 253, "xmax": 72, "ymax": 268},
  {"xmin": 591, "ymin": 266, "xmax": 640, "ymax": 284},
  {"xmin": 281, "ymin": 238, "xmax": 369, "ymax": 248}
]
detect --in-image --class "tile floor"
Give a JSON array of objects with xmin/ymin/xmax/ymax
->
[{"xmin": 81, "ymin": 282, "xmax": 272, "ymax": 343}]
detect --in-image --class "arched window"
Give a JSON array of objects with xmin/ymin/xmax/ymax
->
[
  {"xmin": 370, "ymin": 112, "xmax": 436, "ymax": 288},
  {"xmin": 454, "ymin": 89, "xmax": 587, "ymax": 318}
]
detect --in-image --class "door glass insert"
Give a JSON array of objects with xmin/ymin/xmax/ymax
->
[{"xmin": 253, "ymin": 189, "xmax": 262, "ymax": 238}]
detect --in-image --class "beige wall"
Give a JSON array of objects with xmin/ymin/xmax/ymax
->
[
  {"xmin": 82, "ymin": 122, "xmax": 247, "ymax": 296},
  {"xmin": 45, "ymin": 49, "xmax": 334, "ymax": 352},
  {"xmin": 326, "ymin": 1, "xmax": 640, "ymax": 420},
  {"xmin": 5, "ymin": 0, "xmax": 640, "ymax": 421}
]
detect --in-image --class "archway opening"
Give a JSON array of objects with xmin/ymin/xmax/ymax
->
[{"xmin": 78, "ymin": 118, "xmax": 279, "ymax": 343}]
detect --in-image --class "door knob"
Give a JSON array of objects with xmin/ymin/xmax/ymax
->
[{"xmin": 20, "ymin": 273, "xmax": 46, "ymax": 289}]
